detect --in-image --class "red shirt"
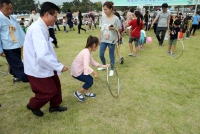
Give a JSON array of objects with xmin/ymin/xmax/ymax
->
[{"xmin": 128, "ymin": 19, "xmax": 143, "ymax": 38}]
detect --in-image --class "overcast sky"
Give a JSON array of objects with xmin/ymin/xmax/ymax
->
[{"xmin": 38, "ymin": 0, "xmax": 104, "ymax": 5}]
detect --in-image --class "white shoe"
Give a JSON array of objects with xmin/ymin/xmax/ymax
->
[
  {"xmin": 109, "ymin": 70, "xmax": 114, "ymax": 76},
  {"xmin": 97, "ymin": 67, "xmax": 106, "ymax": 71}
]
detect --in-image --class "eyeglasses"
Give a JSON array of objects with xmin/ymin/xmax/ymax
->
[{"xmin": 51, "ymin": 15, "xmax": 57, "ymax": 19}]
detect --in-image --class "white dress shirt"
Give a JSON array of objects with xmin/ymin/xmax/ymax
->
[{"xmin": 23, "ymin": 17, "xmax": 63, "ymax": 78}]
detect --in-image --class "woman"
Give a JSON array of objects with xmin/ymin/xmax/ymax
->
[
  {"xmin": 66, "ymin": 9, "xmax": 75, "ymax": 31},
  {"xmin": 78, "ymin": 10, "xmax": 86, "ymax": 34},
  {"xmin": 98, "ymin": 1, "xmax": 121, "ymax": 76},
  {"xmin": 126, "ymin": 11, "xmax": 144, "ymax": 57},
  {"xmin": 143, "ymin": 11, "xmax": 151, "ymax": 31}
]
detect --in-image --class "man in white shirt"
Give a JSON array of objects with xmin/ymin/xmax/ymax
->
[
  {"xmin": 24, "ymin": 2, "xmax": 68, "ymax": 117},
  {"xmin": 27, "ymin": 9, "xmax": 39, "ymax": 26}
]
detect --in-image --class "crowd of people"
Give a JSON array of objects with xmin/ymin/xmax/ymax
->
[{"xmin": 0, "ymin": 0, "xmax": 200, "ymax": 117}]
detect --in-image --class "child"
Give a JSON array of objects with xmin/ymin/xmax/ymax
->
[
  {"xmin": 186, "ymin": 16, "xmax": 192, "ymax": 39},
  {"xmin": 71, "ymin": 35, "xmax": 109, "ymax": 102},
  {"xmin": 139, "ymin": 25, "xmax": 146, "ymax": 50},
  {"xmin": 62, "ymin": 17, "xmax": 67, "ymax": 31},
  {"xmin": 88, "ymin": 16, "xmax": 93, "ymax": 30},
  {"xmin": 167, "ymin": 19, "xmax": 181, "ymax": 57},
  {"xmin": 20, "ymin": 22, "xmax": 26, "ymax": 33}
]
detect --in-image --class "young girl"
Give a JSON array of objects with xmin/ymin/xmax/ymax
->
[
  {"xmin": 139, "ymin": 26, "xmax": 146, "ymax": 50},
  {"xmin": 88, "ymin": 16, "xmax": 93, "ymax": 30},
  {"xmin": 126, "ymin": 11, "xmax": 144, "ymax": 57},
  {"xmin": 71, "ymin": 36, "xmax": 109, "ymax": 102},
  {"xmin": 62, "ymin": 17, "xmax": 67, "ymax": 31}
]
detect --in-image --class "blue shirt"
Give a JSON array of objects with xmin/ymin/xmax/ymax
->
[
  {"xmin": 192, "ymin": 15, "xmax": 200, "ymax": 25},
  {"xmin": 0, "ymin": 11, "xmax": 25, "ymax": 53}
]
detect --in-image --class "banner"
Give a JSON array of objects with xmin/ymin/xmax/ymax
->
[{"xmin": 110, "ymin": 0, "xmax": 200, "ymax": 6}]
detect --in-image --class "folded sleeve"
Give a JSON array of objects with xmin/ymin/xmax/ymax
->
[{"xmin": 32, "ymin": 29, "xmax": 64, "ymax": 72}]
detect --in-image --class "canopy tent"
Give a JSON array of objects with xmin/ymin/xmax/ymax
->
[{"xmin": 110, "ymin": 0, "xmax": 200, "ymax": 6}]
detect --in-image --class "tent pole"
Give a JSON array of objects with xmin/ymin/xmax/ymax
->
[{"xmin": 194, "ymin": 0, "xmax": 198, "ymax": 15}]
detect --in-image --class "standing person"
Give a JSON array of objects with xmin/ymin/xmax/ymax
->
[
  {"xmin": 77, "ymin": 10, "xmax": 86, "ymax": 34},
  {"xmin": 49, "ymin": 25, "xmax": 59, "ymax": 48},
  {"xmin": 0, "ymin": 0, "xmax": 28, "ymax": 83},
  {"xmin": 66, "ymin": 9, "xmax": 75, "ymax": 31},
  {"xmin": 126, "ymin": 8, "xmax": 134, "ymax": 34},
  {"xmin": 143, "ymin": 11, "xmax": 151, "ymax": 31},
  {"xmin": 21, "ymin": 18, "xmax": 28, "ymax": 27},
  {"xmin": 62, "ymin": 17, "xmax": 67, "ymax": 31},
  {"xmin": 24, "ymin": 2, "xmax": 68, "ymax": 117},
  {"xmin": 122, "ymin": 7, "xmax": 129, "ymax": 21},
  {"xmin": 139, "ymin": 25, "xmax": 146, "ymax": 50},
  {"xmin": 71, "ymin": 36, "xmax": 109, "ymax": 102},
  {"xmin": 190, "ymin": 11, "xmax": 200, "ymax": 36},
  {"xmin": 27, "ymin": 9, "xmax": 39, "ymax": 26},
  {"xmin": 151, "ymin": 3, "xmax": 171, "ymax": 46},
  {"xmin": 167, "ymin": 19, "xmax": 181, "ymax": 57},
  {"xmin": 88, "ymin": 16, "xmax": 93, "ymax": 30},
  {"xmin": 186, "ymin": 16, "xmax": 192, "ymax": 39},
  {"xmin": 98, "ymin": 1, "xmax": 121, "ymax": 76},
  {"xmin": 55, "ymin": 19, "xmax": 61, "ymax": 31},
  {"xmin": 126, "ymin": 11, "xmax": 144, "ymax": 57},
  {"xmin": 152, "ymin": 9, "xmax": 160, "ymax": 34},
  {"xmin": 89, "ymin": 12, "xmax": 96, "ymax": 29}
]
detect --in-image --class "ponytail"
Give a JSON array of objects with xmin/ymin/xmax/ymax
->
[
  {"xmin": 85, "ymin": 35, "xmax": 99, "ymax": 48},
  {"xmin": 134, "ymin": 11, "xmax": 141, "ymax": 26}
]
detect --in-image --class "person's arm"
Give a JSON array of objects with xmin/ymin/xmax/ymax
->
[
  {"xmin": 27, "ymin": 15, "xmax": 33, "ymax": 26},
  {"xmin": 177, "ymin": 31, "xmax": 180, "ymax": 40},
  {"xmin": 167, "ymin": 14, "xmax": 171, "ymax": 29},
  {"xmin": 32, "ymin": 28, "xmax": 64, "ymax": 72},
  {"xmin": 151, "ymin": 16, "xmax": 158, "ymax": 28},
  {"xmin": 168, "ymin": 29, "xmax": 171, "ymax": 39}
]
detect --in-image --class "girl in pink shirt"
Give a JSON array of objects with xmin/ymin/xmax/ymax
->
[{"xmin": 71, "ymin": 35, "xmax": 109, "ymax": 102}]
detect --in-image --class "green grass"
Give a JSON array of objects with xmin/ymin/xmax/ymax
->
[{"xmin": 0, "ymin": 26, "xmax": 200, "ymax": 134}]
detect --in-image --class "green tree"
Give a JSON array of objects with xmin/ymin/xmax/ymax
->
[{"xmin": 11, "ymin": 0, "xmax": 35, "ymax": 13}]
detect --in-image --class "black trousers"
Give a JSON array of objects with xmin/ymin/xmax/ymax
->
[
  {"xmin": 190, "ymin": 25, "xmax": 198, "ymax": 35},
  {"xmin": 78, "ymin": 23, "xmax": 86, "ymax": 34},
  {"xmin": 153, "ymin": 23, "xmax": 158, "ymax": 34},
  {"xmin": 156, "ymin": 27, "xmax": 167, "ymax": 45},
  {"xmin": 3, "ymin": 48, "xmax": 28, "ymax": 82},
  {"xmin": 49, "ymin": 28, "xmax": 58, "ymax": 47}
]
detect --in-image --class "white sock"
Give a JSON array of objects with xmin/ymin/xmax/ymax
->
[
  {"xmin": 85, "ymin": 93, "xmax": 90, "ymax": 95},
  {"xmin": 76, "ymin": 91, "xmax": 81, "ymax": 95}
]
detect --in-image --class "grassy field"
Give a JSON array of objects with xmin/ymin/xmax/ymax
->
[{"xmin": 0, "ymin": 26, "xmax": 200, "ymax": 134}]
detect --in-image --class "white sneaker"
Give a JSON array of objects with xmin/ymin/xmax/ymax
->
[
  {"xmin": 97, "ymin": 67, "xmax": 106, "ymax": 71},
  {"xmin": 109, "ymin": 70, "xmax": 114, "ymax": 76},
  {"xmin": 128, "ymin": 53, "xmax": 133, "ymax": 56}
]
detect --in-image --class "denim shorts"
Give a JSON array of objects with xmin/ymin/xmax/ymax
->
[{"xmin": 129, "ymin": 37, "xmax": 140, "ymax": 47}]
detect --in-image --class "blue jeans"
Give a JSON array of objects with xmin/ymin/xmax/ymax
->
[
  {"xmin": 73, "ymin": 74, "xmax": 93, "ymax": 90},
  {"xmin": 99, "ymin": 42, "xmax": 115, "ymax": 70}
]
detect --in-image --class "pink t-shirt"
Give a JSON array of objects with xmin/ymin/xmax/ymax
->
[{"xmin": 70, "ymin": 48, "xmax": 99, "ymax": 77}]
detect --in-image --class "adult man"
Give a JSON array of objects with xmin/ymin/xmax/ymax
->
[
  {"xmin": 23, "ymin": 2, "xmax": 68, "ymax": 117},
  {"xmin": 0, "ymin": 0, "xmax": 28, "ymax": 83},
  {"xmin": 27, "ymin": 9, "xmax": 39, "ymax": 26},
  {"xmin": 151, "ymin": 3, "xmax": 171, "ymax": 46}
]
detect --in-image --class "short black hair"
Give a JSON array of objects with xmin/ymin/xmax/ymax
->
[
  {"xmin": 0, "ymin": 0, "xmax": 12, "ymax": 6},
  {"xmin": 174, "ymin": 19, "xmax": 181, "ymax": 26},
  {"xmin": 21, "ymin": 18, "xmax": 25, "ymax": 20},
  {"xmin": 130, "ymin": 9, "xmax": 134, "ymax": 13},
  {"xmin": 31, "ymin": 9, "xmax": 36, "ymax": 12},
  {"xmin": 162, "ymin": 3, "xmax": 168, "ymax": 8},
  {"xmin": 40, "ymin": 2, "xmax": 59, "ymax": 17}
]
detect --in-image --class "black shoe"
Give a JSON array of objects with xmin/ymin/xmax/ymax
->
[
  {"xmin": 0, "ymin": 104, "xmax": 1, "ymax": 107},
  {"xmin": 49, "ymin": 106, "xmax": 67, "ymax": 113},
  {"xmin": 27, "ymin": 105, "xmax": 44, "ymax": 117},
  {"xmin": 13, "ymin": 78, "xmax": 21, "ymax": 83},
  {"xmin": 55, "ymin": 45, "xmax": 59, "ymax": 48}
]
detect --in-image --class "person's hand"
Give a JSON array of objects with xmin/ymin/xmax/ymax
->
[
  {"xmin": 109, "ymin": 26, "xmax": 115, "ymax": 31},
  {"xmin": 150, "ymin": 24, "xmax": 153, "ymax": 29},
  {"xmin": 102, "ymin": 64, "xmax": 110, "ymax": 68},
  {"xmin": 0, "ymin": 53, "xmax": 5, "ymax": 57},
  {"xmin": 61, "ymin": 66, "xmax": 68, "ymax": 72},
  {"xmin": 92, "ymin": 71, "xmax": 98, "ymax": 78}
]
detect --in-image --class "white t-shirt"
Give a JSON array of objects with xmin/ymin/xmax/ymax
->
[{"xmin": 63, "ymin": 19, "xmax": 67, "ymax": 26}]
